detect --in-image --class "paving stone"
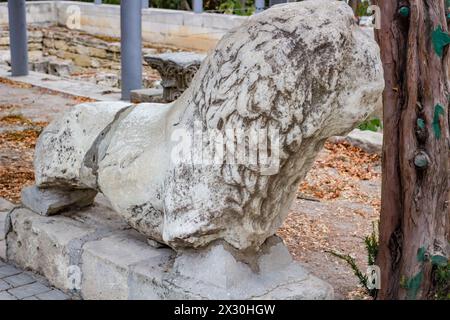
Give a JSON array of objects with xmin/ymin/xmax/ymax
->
[
  {"xmin": 3, "ymin": 273, "xmax": 36, "ymax": 287},
  {"xmin": 8, "ymin": 282, "xmax": 52, "ymax": 299},
  {"xmin": 0, "ymin": 265, "xmax": 22, "ymax": 278},
  {"xmin": 0, "ymin": 291, "xmax": 17, "ymax": 300},
  {"xmin": 0, "ymin": 279, "xmax": 11, "ymax": 291},
  {"xmin": 0, "ymin": 263, "xmax": 72, "ymax": 300},
  {"xmin": 36, "ymin": 289, "xmax": 69, "ymax": 300}
]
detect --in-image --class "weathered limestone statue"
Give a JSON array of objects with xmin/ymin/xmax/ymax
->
[
  {"xmin": 28, "ymin": 0, "xmax": 383, "ymax": 250},
  {"xmin": 19, "ymin": 0, "xmax": 383, "ymax": 299}
]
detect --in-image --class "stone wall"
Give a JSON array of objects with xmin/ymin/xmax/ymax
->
[
  {"xmin": 42, "ymin": 27, "xmax": 122, "ymax": 69},
  {"xmin": 0, "ymin": 28, "xmax": 44, "ymax": 52},
  {"xmin": 0, "ymin": 1, "xmax": 56, "ymax": 26},
  {"xmin": 0, "ymin": 27, "xmax": 45, "ymax": 66},
  {"xmin": 0, "ymin": 1, "xmax": 247, "ymax": 52},
  {"xmin": 0, "ymin": 25, "xmax": 172, "ymax": 88}
]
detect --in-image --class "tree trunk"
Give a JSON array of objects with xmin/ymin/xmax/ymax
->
[
  {"xmin": 348, "ymin": 0, "xmax": 359, "ymax": 15},
  {"xmin": 372, "ymin": 0, "xmax": 450, "ymax": 299}
]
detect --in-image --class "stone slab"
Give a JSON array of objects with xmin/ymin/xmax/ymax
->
[
  {"xmin": 330, "ymin": 128, "xmax": 383, "ymax": 154},
  {"xmin": 0, "ymin": 265, "xmax": 21, "ymax": 279},
  {"xmin": 81, "ymin": 232, "xmax": 170, "ymax": 300},
  {"xmin": 35, "ymin": 289, "xmax": 69, "ymax": 300},
  {"xmin": 0, "ymin": 279, "xmax": 11, "ymax": 291},
  {"xmin": 3, "ymin": 273, "xmax": 36, "ymax": 287},
  {"xmin": 0, "ymin": 198, "xmax": 14, "ymax": 241},
  {"xmin": 21, "ymin": 185, "xmax": 97, "ymax": 216},
  {"xmin": 7, "ymin": 195, "xmax": 333, "ymax": 299},
  {"xmin": 130, "ymin": 88, "xmax": 163, "ymax": 103},
  {"xmin": 6, "ymin": 195, "xmax": 129, "ymax": 294},
  {"xmin": 0, "ymin": 240, "xmax": 5, "ymax": 261},
  {"xmin": 0, "ymin": 291, "xmax": 17, "ymax": 300},
  {"xmin": 7, "ymin": 207, "xmax": 98, "ymax": 291},
  {"xmin": 8, "ymin": 282, "xmax": 52, "ymax": 299},
  {"xmin": 0, "ymin": 198, "xmax": 14, "ymax": 213},
  {"xmin": 0, "ymin": 65, "xmax": 121, "ymax": 102},
  {"xmin": 144, "ymin": 52, "xmax": 206, "ymax": 67},
  {"xmin": 345, "ymin": 129, "xmax": 383, "ymax": 154}
]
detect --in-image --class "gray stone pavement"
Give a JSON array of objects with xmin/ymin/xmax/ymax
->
[{"xmin": 0, "ymin": 259, "xmax": 71, "ymax": 300}]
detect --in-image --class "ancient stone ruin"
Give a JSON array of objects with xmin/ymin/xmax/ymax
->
[
  {"xmin": 144, "ymin": 52, "xmax": 206, "ymax": 102},
  {"xmin": 7, "ymin": 1, "xmax": 384, "ymax": 299}
]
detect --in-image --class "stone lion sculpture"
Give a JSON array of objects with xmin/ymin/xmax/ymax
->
[{"xmin": 26, "ymin": 0, "xmax": 384, "ymax": 252}]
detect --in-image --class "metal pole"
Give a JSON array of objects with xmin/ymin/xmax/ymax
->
[
  {"xmin": 269, "ymin": 0, "xmax": 287, "ymax": 7},
  {"xmin": 94, "ymin": 0, "xmax": 102, "ymax": 5},
  {"xmin": 193, "ymin": 0, "xmax": 203, "ymax": 13},
  {"xmin": 8, "ymin": 0, "xmax": 28, "ymax": 76},
  {"xmin": 120, "ymin": 0, "xmax": 142, "ymax": 100},
  {"xmin": 255, "ymin": 0, "xmax": 265, "ymax": 13},
  {"xmin": 141, "ymin": 0, "xmax": 149, "ymax": 9}
]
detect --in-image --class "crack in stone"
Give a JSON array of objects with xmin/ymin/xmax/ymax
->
[{"xmin": 82, "ymin": 104, "xmax": 135, "ymax": 189}]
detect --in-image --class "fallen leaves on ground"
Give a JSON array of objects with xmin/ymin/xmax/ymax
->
[
  {"xmin": 35, "ymin": 87, "xmax": 96, "ymax": 104},
  {"xmin": 0, "ymin": 167, "xmax": 34, "ymax": 203},
  {"xmin": 0, "ymin": 112, "xmax": 48, "ymax": 202},
  {"xmin": 278, "ymin": 213, "xmax": 330, "ymax": 260},
  {"xmin": 278, "ymin": 140, "xmax": 382, "ymax": 299},
  {"xmin": 322, "ymin": 141, "xmax": 380, "ymax": 180},
  {"xmin": 299, "ymin": 141, "xmax": 381, "ymax": 202},
  {"xmin": 0, "ymin": 104, "xmax": 21, "ymax": 112},
  {"xmin": 0, "ymin": 128, "xmax": 39, "ymax": 202},
  {"xmin": 0, "ymin": 129, "xmax": 41, "ymax": 149},
  {"xmin": 0, "ymin": 78, "xmax": 33, "ymax": 89}
]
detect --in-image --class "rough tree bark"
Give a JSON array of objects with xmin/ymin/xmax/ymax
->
[
  {"xmin": 348, "ymin": 0, "xmax": 359, "ymax": 15},
  {"xmin": 372, "ymin": 0, "xmax": 450, "ymax": 299}
]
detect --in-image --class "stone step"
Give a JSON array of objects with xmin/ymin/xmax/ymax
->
[
  {"xmin": 0, "ymin": 65, "xmax": 121, "ymax": 101},
  {"xmin": 330, "ymin": 128, "xmax": 383, "ymax": 154},
  {"xmin": 130, "ymin": 88, "xmax": 163, "ymax": 103},
  {"xmin": 0, "ymin": 197, "xmax": 14, "ymax": 261},
  {"xmin": 1, "ymin": 197, "xmax": 71, "ymax": 302},
  {"xmin": 5, "ymin": 195, "xmax": 333, "ymax": 300}
]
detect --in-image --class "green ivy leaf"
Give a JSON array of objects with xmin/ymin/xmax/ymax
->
[
  {"xmin": 417, "ymin": 247, "xmax": 426, "ymax": 262},
  {"xmin": 399, "ymin": 7, "xmax": 410, "ymax": 17},
  {"xmin": 432, "ymin": 26, "xmax": 450, "ymax": 57},
  {"xmin": 432, "ymin": 104, "xmax": 445, "ymax": 139},
  {"xmin": 406, "ymin": 271, "xmax": 424, "ymax": 300},
  {"xmin": 358, "ymin": 117, "xmax": 382, "ymax": 132},
  {"xmin": 431, "ymin": 255, "xmax": 448, "ymax": 267},
  {"xmin": 416, "ymin": 118, "xmax": 425, "ymax": 129}
]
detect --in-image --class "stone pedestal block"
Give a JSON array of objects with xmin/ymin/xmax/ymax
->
[
  {"xmin": 21, "ymin": 185, "xmax": 97, "ymax": 216},
  {"xmin": 6, "ymin": 196, "xmax": 333, "ymax": 300},
  {"xmin": 0, "ymin": 198, "xmax": 14, "ymax": 261}
]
